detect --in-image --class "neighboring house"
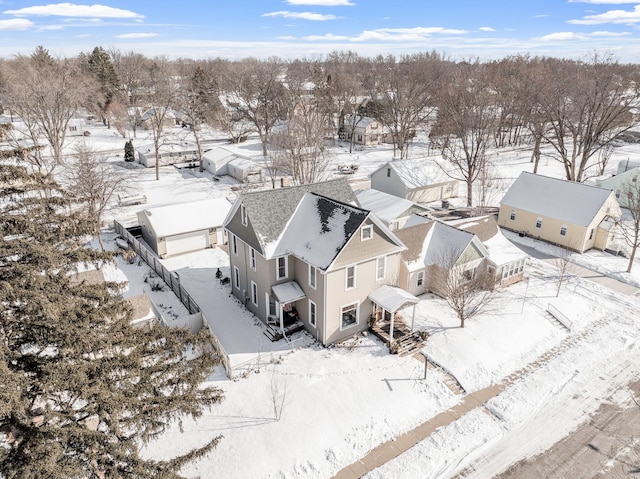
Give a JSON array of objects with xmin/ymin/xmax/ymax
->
[
  {"xmin": 202, "ymin": 147, "xmax": 263, "ymax": 183},
  {"xmin": 448, "ymin": 215, "xmax": 527, "ymax": 287},
  {"xmin": 140, "ymin": 107, "xmax": 179, "ymax": 130},
  {"xmin": 223, "ymin": 178, "xmax": 414, "ymax": 346},
  {"xmin": 136, "ymin": 142, "xmax": 199, "ymax": 168},
  {"xmin": 370, "ymin": 159, "xmax": 459, "ymax": 204},
  {"xmin": 66, "ymin": 118, "xmax": 86, "ymax": 137},
  {"xmin": 596, "ymin": 165, "xmax": 640, "ymax": 209},
  {"xmin": 395, "ymin": 221, "xmax": 490, "ymax": 298},
  {"xmin": 137, "ymin": 198, "xmax": 232, "ymax": 258},
  {"xmin": 341, "ymin": 115, "xmax": 383, "ymax": 146},
  {"xmin": 355, "ymin": 188, "xmax": 431, "ymax": 231},
  {"xmin": 498, "ymin": 172, "xmax": 623, "ymax": 253}
]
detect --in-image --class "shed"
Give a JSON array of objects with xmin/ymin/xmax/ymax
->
[
  {"xmin": 202, "ymin": 146, "xmax": 263, "ymax": 183},
  {"xmin": 370, "ymin": 159, "xmax": 459, "ymax": 204},
  {"xmin": 137, "ymin": 198, "xmax": 232, "ymax": 258}
]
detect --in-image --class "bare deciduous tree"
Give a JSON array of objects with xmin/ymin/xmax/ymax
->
[
  {"xmin": 110, "ymin": 50, "xmax": 148, "ymax": 138},
  {"xmin": 539, "ymin": 53, "xmax": 638, "ymax": 182},
  {"xmin": 3, "ymin": 48, "xmax": 91, "ymax": 170},
  {"xmin": 224, "ymin": 58, "xmax": 290, "ymax": 157},
  {"xmin": 619, "ymin": 180, "xmax": 640, "ymax": 273},
  {"xmin": 553, "ymin": 244, "xmax": 576, "ymax": 297},
  {"xmin": 62, "ymin": 143, "xmax": 128, "ymax": 250}
]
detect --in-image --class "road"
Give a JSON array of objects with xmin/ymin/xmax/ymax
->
[{"xmin": 494, "ymin": 380, "xmax": 640, "ymax": 479}]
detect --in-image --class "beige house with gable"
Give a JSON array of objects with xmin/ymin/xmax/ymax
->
[
  {"xmin": 498, "ymin": 172, "xmax": 622, "ymax": 253},
  {"xmin": 223, "ymin": 178, "xmax": 417, "ymax": 346}
]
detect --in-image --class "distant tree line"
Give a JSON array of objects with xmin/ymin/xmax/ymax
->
[{"xmin": 1, "ymin": 46, "xmax": 639, "ymax": 197}]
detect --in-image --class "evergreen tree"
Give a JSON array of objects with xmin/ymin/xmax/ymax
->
[
  {"xmin": 0, "ymin": 165, "xmax": 223, "ymax": 478},
  {"xmin": 124, "ymin": 139, "xmax": 135, "ymax": 162},
  {"xmin": 84, "ymin": 46, "xmax": 121, "ymax": 127}
]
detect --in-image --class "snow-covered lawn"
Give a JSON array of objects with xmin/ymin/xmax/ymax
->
[{"xmin": 72, "ymin": 121, "xmax": 640, "ymax": 477}]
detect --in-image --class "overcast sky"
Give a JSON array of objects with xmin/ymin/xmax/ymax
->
[{"xmin": 2, "ymin": 1, "xmax": 640, "ymax": 62}]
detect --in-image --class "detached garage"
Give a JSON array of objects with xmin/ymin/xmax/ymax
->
[{"xmin": 137, "ymin": 198, "xmax": 233, "ymax": 258}]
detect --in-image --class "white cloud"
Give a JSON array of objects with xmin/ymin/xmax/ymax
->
[
  {"xmin": 262, "ymin": 10, "xmax": 339, "ymax": 20},
  {"xmin": 0, "ymin": 18, "xmax": 33, "ymax": 30},
  {"xmin": 538, "ymin": 31, "xmax": 587, "ymax": 41},
  {"xmin": 588, "ymin": 30, "xmax": 632, "ymax": 36},
  {"xmin": 285, "ymin": 0, "xmax": 354, "ymax": 5},
  {"xmin": 349, "ymin": 26, "xmax": 467, "ymax": 42},
  {"xmin": 479, "ymin": 26, "xmax": 495, "ymax": 32},
  {"xmin": 303, "ymin": 33, "xmax": 350, "ymax": 40},
  {"xmin": 116, "ymin": 32, "xmax": 159, "ymax": 39},
  {"xmin": 4, "ymin": 3, "xmax": 144, "ymax": 19},
  {"xmin": 569, "ymin": 5, "xmax": 640, "ymax": 24}
]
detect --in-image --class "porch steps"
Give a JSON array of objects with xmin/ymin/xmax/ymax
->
[
  {"xmin": 394, "ymin": 335, "xmax": 425, "ymax": 356},
  {"xmin": 264, "ymin": 321, "xmax": 305, "ymax": 342}
]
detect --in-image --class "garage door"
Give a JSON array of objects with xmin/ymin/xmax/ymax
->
[{"xmin": 165, "ymin": 230, "xmax": 209, "ymax": 256}]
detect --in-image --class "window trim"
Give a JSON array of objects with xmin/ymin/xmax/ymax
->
[
  {"xmin": 251, "ymin": 281, "xmax": 258, "ymax": 306},
  {"xmin": 376, "ymin": 256, "xmax": 386, "ymax": 281},
  {"xmin": 509, "ymin": 210, "xmax": 516, "ymax": 221},
  {"xmin": 535, "ymin": 217, "xmax": 543, "ymax": 229},
  {"xmin": 417, "ymin": 271, "xmax": 424, "ymax": 287},
  {"xmin": 250, "ymin": 248, "xmax": 256, "ymax": 271},
  {"xmin": 309, "ymin": 300, "xmax": 317, "ymax": 328},
  {"xmin": 232, "ymin": 234, "xmax": 238, "ymax": 256},
  {"xmin": 240, "ymin": 204, "xmax": 248, "ymax": 226},
  {"xmin": 233, "ymin": 266, "xmax": 240, "ymax": 289},
  {"xmin": 560, "ymin": 225, "xmax": 567, "ymax": 236},
  {"xmin": 361, "ymin": 225, "xmax": 373, "ymax": 241},
  {"xmin": 345, "ymin": 264, "xmax": 356, "ymax": 290},
  {"xmin": 340, "ymin": 302, "xmax": 359, "ymax": 330},
  {"xmin": 276, "ymin": 256, "xmax": 288, "ymax": 280},
  {"xmin": 309, "ymin": 264, "xmax": 317, "ymax": 290}
]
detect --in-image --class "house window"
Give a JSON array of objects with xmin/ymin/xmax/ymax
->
[
  {"xmin": 447, "ymin": 183, "xmax": 454, "ymax": 192},
  {"xmin": 233, "ymin": 266, "xmax": 240, "ymax": 289},
  {"xmin": 250, "ymin": 248, "xmax": 256, "ymax": 271},
  {"xmin": 417, "ymin": 271, "xmax": 424, "ymax": 287},
  {"xmin": 357, "ymin": 134, "xmax": 363, "ymax": 142},
  {"xmin": 232, "ymin": 234, "xmax": 238, "ymax": 256},
  {"xmin": 309, "ymin": 300, "xmax": 317, "ymax": 328},
  {"xmin": 309, "ymin": 265, "xmax": 316, "ymax": 290},
  {"xmin": 510, "ymin": 210, "xmax": 516, "ymax": 221},
  {"xmin": 346, "ymin": 265, "xmax": 356, "ymax": 290},
  {"xmin": 341, "ymin": 302, "xmax": 358, "ymax": 329},
  {"xmin": 589, "ymin": 229, "xmax": 594, "ymax": 240},
  {"xmin": 276, "ymin": 256, "xmax": 288, "ymax": 280},
  {"xmin": 391, "ymin": 221, "xmax": 399, "ymax": 231},
  {"xmin": 240, "ymin": 204, "xmax": 248, "ymax": 226},
  {"xmin": 376, "ymin": 256, "xmax": 386, "ymax": 280},
  {"xmin": 361, "ymin": 225, "xmax": 373, "ymax": 241},
  {"xmin": 615, "ymin": 190, "xmax": 621, "ymax": 199},
  {"xmin": 535, "ymin": 217, "xmax": 542, "ymax": 229},
  {"xmin": 387, "ymin": 167, "xmax": 391, "ymax": 177},
  {"xmin": 560, "ymin": 225, "xmax": 567, "ymax": 236},
  {"xmin": 251, "ymin": 281, "xmax": 258, "ymax": 306},
  {"xmin": 69, "ymin": 125, "xmax": 77, "ymax": 132}
]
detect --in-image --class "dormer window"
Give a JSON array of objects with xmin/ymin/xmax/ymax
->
[
  {"xmin": 241, "ymin": 204, "xmax": 247, "ymax": 226},
  {"xmin": 361, "ymin": 225, "xmax": 373, "ymax": 241}
]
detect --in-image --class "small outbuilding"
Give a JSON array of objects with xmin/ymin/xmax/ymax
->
[
  {"xmin": 370, "ymin": 159, "xmax": 459, "ymax": 204},
  {"xmin": 137, "ymin": 198, "xmax": 232, "ymax": 258},
  {"xmin": 202, "ymin": 146, "xmax": 263, "ymax": 183}
]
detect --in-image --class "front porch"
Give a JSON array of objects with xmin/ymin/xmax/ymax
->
[{"xmin": 368, "ymin": 285, "xmax": 426, "ymax": 356}]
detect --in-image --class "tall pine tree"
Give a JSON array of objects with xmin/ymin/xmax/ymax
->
[{"xmin": 0, "ymin": 165, "xmax": 223, "ymax": 478}]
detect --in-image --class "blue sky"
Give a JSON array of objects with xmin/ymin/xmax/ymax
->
[{"xmin": 1, "ymin": 1, "xmax": 640, "ymax": 61}]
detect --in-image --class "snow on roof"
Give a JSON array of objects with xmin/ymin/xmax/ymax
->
[
  {"xmin": 372, "ymin": 158, "xmax": 453, "ymax": 190},
  {"xmin": 344, "ymin": 115, "xmax": 379, "ymax": 128},
  {"xmin": 231, "ymin": 178, "xmax": 358, "ymax": 254},
  {"xmin": 395, "ymin": 221, "xmax": 478, "ymax": 270},
  {"xmin": 136, "ymin": 141, "xmax": 198, "ymax": 155},
  {"xmin": 140, "ymin": 198, "xmax": 232, "ymax": 237},
  {"xmin": 355, "ymin": 189, "xmax": 419, "ymax": 224},
  {"xmin": 202, "ymin": 146, "xmax": 252, "ymax": 164},
  {"xmin": 228, "ymin": 157, "xmax": 260, "ymax": 170},
  {"xmin": 269, "ymin": 192, "xmax": 369, "ymax": 270},
  {"xmin": 500, "ymin": 172, "xmax": 615, "ymax": 227},
  {"xmin": 368, "ymin": 285, "xmax": 419, "ymax": 312}
]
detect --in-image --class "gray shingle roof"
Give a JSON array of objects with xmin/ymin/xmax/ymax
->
[
  {"xmin": 240, "ymin": 178, "xmax": 357, "ymax": 251},
  {"xmin": 501, "ymin": 172, "xmax": 614, "ymax": 227}
]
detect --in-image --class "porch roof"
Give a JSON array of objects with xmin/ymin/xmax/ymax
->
[
  {"xmin": 368, "ymin": 285, "xmax": 419, "ymax": 313},
  {"xmin": 272, "ymin": 281, "xmax": 306, "ymax": 304}
]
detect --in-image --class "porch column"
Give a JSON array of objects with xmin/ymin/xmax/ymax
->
[
  {"xmin": 388, "ymin": 309, "xmax": 395, "ymax": 346},
  {"xmin": 410, "ymin": 305, "xmax": 416, "ymax": 332}
]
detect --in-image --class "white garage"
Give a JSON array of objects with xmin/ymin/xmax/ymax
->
[
  {"xmin": 137, "ymin": 198, "xmax": 232, "ymax": 258},
  {"xmin": 165, "ymin": 230, "xmax": 210, "ymax": 257}
]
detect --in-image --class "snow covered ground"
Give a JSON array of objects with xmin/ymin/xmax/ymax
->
[{"xmin": 66, "ymin": 121, "xmax": 640, "ymax": 478}]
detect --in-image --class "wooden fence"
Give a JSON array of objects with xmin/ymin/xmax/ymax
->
[{"xmin": 114, "ymin": 220, "xmax": 233, "ymax": 379}]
